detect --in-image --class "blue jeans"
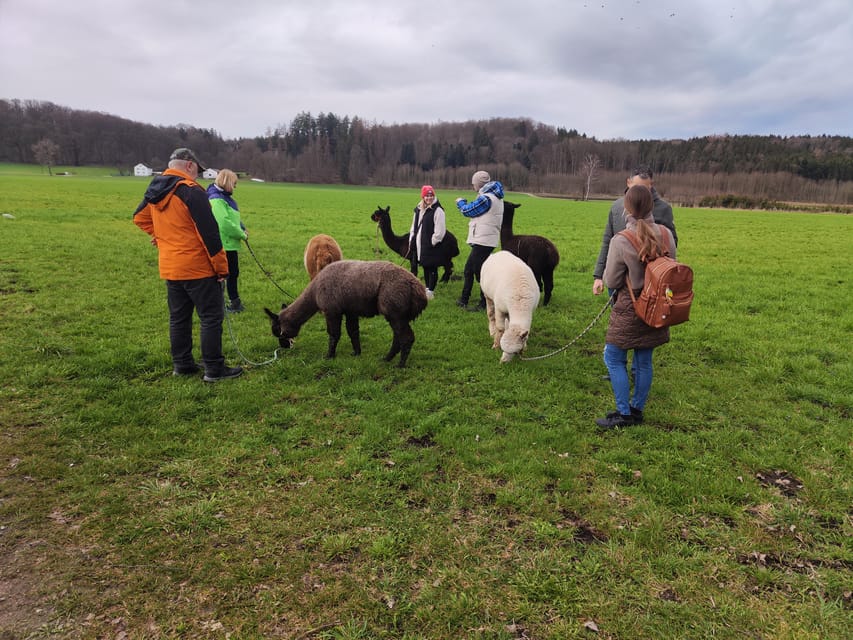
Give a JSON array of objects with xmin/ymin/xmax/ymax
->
[{"xmin": 603, "ymin": 343, "xmax": 654, "ymax": 415}]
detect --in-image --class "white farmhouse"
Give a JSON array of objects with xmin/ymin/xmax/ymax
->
[{"xmin": 134, "ymin": 163, "xmax": 152, "ymax": 177}]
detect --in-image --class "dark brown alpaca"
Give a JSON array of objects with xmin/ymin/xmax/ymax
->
[
  {"xmin": 370, "ymin": 205, "xmax": 459, "ymax": 283},
  {"xmin": 500, "ymin": 201, "xmax": 561, "ymax": 305},
  {"xmin": 264, "ymin": 260, "xmax": 428, "ymax": 367}
]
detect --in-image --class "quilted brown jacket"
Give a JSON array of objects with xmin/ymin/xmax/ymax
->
[{"xmin": 603, "ymin": 214, "xmax": 675, "ymax": 349}]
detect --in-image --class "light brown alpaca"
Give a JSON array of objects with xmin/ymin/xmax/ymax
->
[{"xmin": 304, "ymin": 234, "xmax": 343, "ymax": 279}]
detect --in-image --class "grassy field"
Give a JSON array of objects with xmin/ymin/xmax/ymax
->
[{"xmin": 1, "ymin": 168, "xmax": 851, "ymax": 639}]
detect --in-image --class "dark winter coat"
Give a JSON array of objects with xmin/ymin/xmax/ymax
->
[
  {"xmin": 409, "ymin": 200, "xmax": 447, "ymax": 268},
  {"xmin": 603, "ymin": 213, "xmax": 675, "ymax": 350}
]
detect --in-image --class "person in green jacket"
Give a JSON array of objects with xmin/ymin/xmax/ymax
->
[{"xmin": 207, "ymin": 169, "xmax": 248, "ymax": 312}]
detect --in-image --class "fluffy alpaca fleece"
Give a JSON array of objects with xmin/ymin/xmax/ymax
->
[
  {"xmin": 304, "ymin": 234, "xmax": 343, "ymax": 279},
  {"xmin": 265, "ymin": 260, "xmax": 428, "ymax": 367},
  {"xmin": 479, "ymin": 251, "xmax": 541, "ymax": 363},
  {"xmin": 500, "ymin": 201, "xmax": 560, "ymax": 305}
]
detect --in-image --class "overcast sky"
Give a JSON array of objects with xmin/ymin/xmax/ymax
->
[{"xmin": 2, "ymin": 0, "xmax": 851, "ymax": 141}]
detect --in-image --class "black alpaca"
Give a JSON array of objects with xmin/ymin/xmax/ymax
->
[
  {"xmin": 371, "ymin": 205, "xmax": 459, "ymax": 283},
  {"xmin": 500, "ymin": 201, "xmax": 560, "ymax": 305}
]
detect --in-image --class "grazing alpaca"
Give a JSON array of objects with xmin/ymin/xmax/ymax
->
[
  {"xmin": 500, "ymin": 201, "xmax": 560, "ymax": 305},
  {"xmin": 264, "ymin": 260, "xmax": 428, "ymax": 367},
  {"xmin": 370, "ymin": 205, "xmax": 459, "ymax": 283},
  {"xmin": 304, "ymin": 233, "xmax": 343, "ymax": 279},
  {"xmin": 480, "ymin": 251, "xmax": 540, "ymax": 363}
]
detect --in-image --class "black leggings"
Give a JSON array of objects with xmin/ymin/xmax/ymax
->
[
  {"xmin": 225, "ymin": 250, "xmax": 240, "ymax": 301},
  {"xmin": 423, "ymin": 267, "xmax": 438, "ymax": 291},
  {"xmin": 459, "ymin": 244, "xmax": 494, "ymax": 304}
]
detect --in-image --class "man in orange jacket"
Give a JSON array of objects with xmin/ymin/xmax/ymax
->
[{"xmin": 133, "ymin": 148, "xmax": 243, "ymax": 381}]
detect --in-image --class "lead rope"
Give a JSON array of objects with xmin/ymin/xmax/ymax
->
[
  {"xmin": 219, "ymin": 255, "xmax": 286, "ymax": 367},
  {"xmin": 519, "ymin": 291, "xmax": 615, "ymax": 361},
  {"xmin": 243, "ymin": 238, "xmax": 296, "ymax": 301}
]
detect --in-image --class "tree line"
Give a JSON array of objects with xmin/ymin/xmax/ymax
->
[{"xmin": 3, "ymin": 98, "xmax": 852, "ymax": 205}]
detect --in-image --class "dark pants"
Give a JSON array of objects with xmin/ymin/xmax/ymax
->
[
  {"xmin": 166, "ymin": 277, "xmax": 225, "ymax": 373},
  {"xmin": 424, "ymin": 267, "xmax": 438, "ymax": 291},
  {"xmin": 225, "ymin": 251, "xmax": 240, "ymax": 302},
  {"xmin": 460, "ymin": 244, "xmax": 495, "ymax": 305}
]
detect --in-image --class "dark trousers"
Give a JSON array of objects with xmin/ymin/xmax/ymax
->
[
  {"xmin": 424, "ymin": 267, "xmax": 438, "ymax": 291},
  {"xmin": 460, "ymin": 244, "xmax": 495, "ymax": 304},
  {"xmin": 225, "ymin": 251, "xmax": 240, "ymax": 302},
  {"xmin": 166, "ymin": 277, "xmax": 225, "ymax": 373}
]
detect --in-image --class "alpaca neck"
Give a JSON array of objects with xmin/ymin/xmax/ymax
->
[
  {"xmin": 379, "ymin": 215, "xmax": 405, "ymax": 245},
  {"xmin": 282, "ymin": 285, "xmax": 320, "ymax": 330},
  {"xmin": 501, "ymin": 209, "xmax": 515, "ymax": 244}
]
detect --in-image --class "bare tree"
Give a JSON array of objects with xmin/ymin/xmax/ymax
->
[
  {"xmin": 32, "ymin": 138, "xmax": 61, "ymax": 175},
  {"xmin": 582, "ymin": 153, "xmax": 600, "ymax": 200}
]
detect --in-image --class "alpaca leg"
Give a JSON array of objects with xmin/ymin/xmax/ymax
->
[
  {"xmin": 486, "ymin": 298, "xmax": 497, "ymax": 340},
  {"xmin": 344, "ymin": 313, "xmax": 361, "ymax": 356},
  {"xmin": 324, "ymin": 313, "xmax": 343, "ymax": 359},
  {"xmin": 493, "ymin": 309, "xmax": 507, "ymax": 349},
  {"xmin": 383, "ymin": 319, "xmax": 402, "ymax": 363},
  {"xmin": 543, "ymin": 270, "xmax": 554, "ymax": 305},
  {"xmin": 440, "ymin": 261, "xmax": 452, "ymax": 283},
  {"xmin": 395, "ymin": 323, "xmax": 416, "ymax": 368}
]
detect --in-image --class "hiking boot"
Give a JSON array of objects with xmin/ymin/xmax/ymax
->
[
  {"xmin": 595, "ymin": 411, "xmax": 637, "ymax": 429},
  {"xmin": 172, "ymin": 363, "xmax": 201, "ymax": 376},
  {"xmin": 630, "ymin": 407, "xmax": 644, "ymax": 423},
  {"xmin": 456, "ymin": 298, "xmax": 468, "ymax": 308},
  {"xmin": 203, "ymin": 366, "xmax": 244, "ymax": 382},
  {"xmin": 226, "ymin": 299, "xmax": 245, "ymax": 313},
  {"xmin": 468, "ymin": 301, "xmax": 486, "ymax": 313}
]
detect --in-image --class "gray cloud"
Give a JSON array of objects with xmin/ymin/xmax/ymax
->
[{"xmin": 1, "ymin": 0, "xmax": 850, "ymax": 140}]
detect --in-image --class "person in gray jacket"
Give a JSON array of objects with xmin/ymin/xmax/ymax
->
[
  {"xmin": 455, "ymin": 170, "xmax": 505, "ymax": 311},
  {"xmin": 592, "ymin": 166, "xmax": 677, "ymax": 296}
]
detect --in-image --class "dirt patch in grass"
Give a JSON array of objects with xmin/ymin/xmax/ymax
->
[
  {"xmin": 558, "ymin": 509, "xmax": 609, "ymax": 543},
  {"xmin": 0, "ymin": 544, "xmax": 55, "ymax": 637},
  {"xmin": 755, "ymin": 469, "xmax": 804, "ymax": 497},
  {"xmin": 406, "ymin": 433, "xmax": 436, "ymax": 448}
]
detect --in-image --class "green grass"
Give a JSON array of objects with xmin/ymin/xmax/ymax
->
[{"xmin": 1, "ymin": 171, "xmax": 851, "ymax": 639}]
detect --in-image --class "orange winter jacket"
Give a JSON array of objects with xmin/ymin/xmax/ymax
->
[{"xmin": 133, "ymin": 168, "xmax": 228, "ymax": 280}]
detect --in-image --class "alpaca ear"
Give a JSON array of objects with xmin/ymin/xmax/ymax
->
[{"xmin": 264, "ymin": 307, "xmax": 278, "ymax": 321}]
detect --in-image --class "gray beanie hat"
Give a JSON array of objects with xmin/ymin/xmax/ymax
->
[{"xmin": 472, "ymin": 170, "xmax": 490, "ymax": 190}]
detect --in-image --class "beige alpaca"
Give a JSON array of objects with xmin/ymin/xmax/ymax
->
[{"xmin": 304, "ymin": 234, "xmax": 343, "ymax": 279}]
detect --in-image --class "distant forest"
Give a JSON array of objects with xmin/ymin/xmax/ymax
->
[{"xmin": 3, "ymin": 98, "xmax": 853, "ymax": 206}]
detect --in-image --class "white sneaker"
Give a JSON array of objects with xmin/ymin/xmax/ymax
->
[{"xmin": 426, "ymin": 289, "xmax": 434, "ymax": 300}]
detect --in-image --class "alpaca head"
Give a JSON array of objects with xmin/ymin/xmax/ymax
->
[
  {"xmin": 371, "ymin": 205, "xmax": 390, "ymax": 223},
  {"xmin": 499, "ymin": 325, "xmax": 530, "ymax": 363},
  {"xmin": 264, "ymin": 305, "xmax": 295, "ymax": 349}
]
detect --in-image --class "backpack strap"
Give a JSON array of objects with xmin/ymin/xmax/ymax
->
[{"xmin": 617, "ymin": 227, "xmax": 671, "ymax": 308}]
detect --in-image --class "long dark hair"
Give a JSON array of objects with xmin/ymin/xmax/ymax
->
[{"xmin": 624, "ymin": 185, "xmax": 666, "ymax": 261}]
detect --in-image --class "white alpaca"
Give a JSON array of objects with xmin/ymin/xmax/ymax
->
[{"xmin": 479, "ymin": 251, "xmax": 540, "ymax": 363}]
